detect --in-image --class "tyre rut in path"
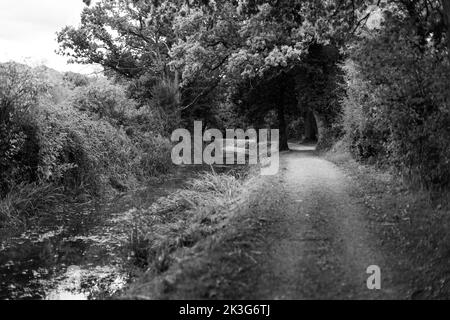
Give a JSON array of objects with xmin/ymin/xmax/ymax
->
[{"xmin": 252, "ymin": 144, "xmax": 407, "ymax": 299}]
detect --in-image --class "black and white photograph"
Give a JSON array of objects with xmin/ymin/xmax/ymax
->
[{"xmin": 1, "ymin": 0, "xmax": 450, "ymax": 307}]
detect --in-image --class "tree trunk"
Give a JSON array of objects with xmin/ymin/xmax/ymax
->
[
  {"xmin": 443, "ymin": 0, "xmax": 450, "ymax": 55},
  {"xmin": 277, "ymin": 103, "xmax": 289, "ymax": 151},
  {"xmin": 303, "ymin": 107, "xmax": 317, "ymax": 142},
  {"xmin": 313, "ymin": 111, "xmax": 325, "ymax": 145}
]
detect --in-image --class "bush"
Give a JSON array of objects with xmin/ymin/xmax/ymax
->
[
  {"xmin": 32, "ymin": 102, "xmax": 174, "ymax": 194},
  {"xmin": 1, "ymin": 100, "xmax": 174, "ymax": 228},
  {"xmin": 135, "ymin": 133, "xmax": 173, "ymax": 177},
  {"xmin": 287, "ymin": 117, "xmax": 304, "ymax": 141},
  {"xmin": 38, "ymin": 103, "xmax": 141, "ymax": 194},
  {"xmin": 148, "ymin": 78, "xmax": 181, "ymax": 134},
  {"xmin": 70, "ymin": 78, "xmax": 137, "ymax": 124},
  {"xmin": 1, "ymin": 63, "xmax": 174, "ymax": 195},
  {"xmin": 63, "ymin": 71, "xmax": 90, "ymax": 88},
  {"xmin": 340, "ymin": 10, "xmax": 450, "ymax": 188},
  {"xmin": 123, "ymin": 105, "xmax": 173, "ymax": 137},
  {"xmin": 0, "ymin": 62, "xmax": 174, "ymax": 229},
  {"xmin": 340, "ymin": 60, "xmax": 388, "ymax": 161},
  {"xmin": 316, "ymin": 117, "xmax": 344, "ymax": 151},
  {"xmin": 0, "ymin": 63, "xmax": 45, "ymax": 196}
]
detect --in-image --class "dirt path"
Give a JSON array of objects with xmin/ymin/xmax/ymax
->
[
  {"xmin": 251, "ymin": 143, "xmax": 408, "ymax": 299},
  {"xmin": 122, "ymin": 144, "xmax": 413, "ymax": 300}
]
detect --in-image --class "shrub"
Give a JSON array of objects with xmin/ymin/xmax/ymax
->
[
  {"xmin": 340, "ymin": 60, "xmax": 388, "ymax": 161},
  {"xmin": 135, "ymin": 133, "xmax": 173, "ymax": 177},
  {"xmin": 35, "ymin": 101, "xmax": 174, "ymax": 193},
  {"xmin": 123, "ymin": 105, "xmax": 173, "ymax": 137},
  {"xmin": 148, "ymin": 78, "xmax": 181, "ymax": 134},
  {"xmin": 70, "ymin": 78, "xmax": 137, "ymax": 124},
  {"xmin": 340, "ymin": 10, "xmax": 450, "ymax": 188},
  {"xmin": 38, "ymin": 103, "xmax": 139, "ymax": 194},
  {"xmin": 1, "ymin": 100, "xmax": 174, "ymax": 228},
  {"xmin": 0, "ymin": 63, "xmax": 45, "ymax": 196},
  {"xmin": 0, "ymin": 62, "xmax": 176, "ymax": 229},
  {"xmin": 63, "ymin": 71, "xmax": 90, "ymax": 88},
  {"xmin": 1, "ymin": 62, "xmax": 174, "ymax": 195},
  {"xmin": 287, "ymin": 117, "xmax": 304, "ymax": 141}
]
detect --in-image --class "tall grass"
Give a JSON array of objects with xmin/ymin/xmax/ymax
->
[
  {"xmin": 0, "ymin": 183, "xmax": 63, "ymax": 231},
  {"xmin": 127, "ymin": 168, "xmax": 250, "ymax": 272}
]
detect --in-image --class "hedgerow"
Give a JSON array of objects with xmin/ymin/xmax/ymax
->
[
  {"xmin": 340, "ymin": 10, "xmax": 450, "ymax": 188},
  {"xmin": 0, "ymin": 62, "xmax": 173, "ymax": 228}
]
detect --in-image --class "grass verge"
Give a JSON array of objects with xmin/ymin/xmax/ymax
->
[
  {"xmin": 325, "ymin": 147, "xmax": 450, "ymax": 299},
  {"xmin": 121, "ymin": 165, "xmax": 283, "ymax": 299}
]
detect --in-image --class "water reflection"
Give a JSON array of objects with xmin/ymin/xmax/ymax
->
[
  {"xmin": 0, "ymin": 184, "xmax": 174, "ymax": 300},
  {"xmin": 45, "ymin": 265, "xmax": 127, "ymax": 300},
  {"xmin": 0, "ymin": 166, "xmax": 221, "ymax": 300}
]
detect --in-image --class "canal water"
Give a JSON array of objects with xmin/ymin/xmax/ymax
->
[{"xmin": 0, "ymin": 174, "xmax": 189, "ymax": 300}]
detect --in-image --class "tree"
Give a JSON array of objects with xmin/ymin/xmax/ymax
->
[
  {"xmin": 170, "ymin": 0, "xmax": 377, "ymax": 147},
  {"xmin": 60, "ymin": 0, "xmax": 380, "ymax": 147},
  {"xmin": 59, "ymin": 0, "xmax": 230, "ymax": 125},
  {"xmin": 58, "ymin": 0, "xmax": 178, "ymax": 78},
  {"xmin": 58, "ymin": 0, "xmax": 183, "ymax": 120},
  {"xmin": 232, "ymin": 70, "xmax": 298, "ymax": 150},
  {"xmin": 342, "ymin": 1, "xmax": 450, "ymax": 187},
  {"xmin": 295, "ymin": 43, "xmax": 343, "ymax": 145}
]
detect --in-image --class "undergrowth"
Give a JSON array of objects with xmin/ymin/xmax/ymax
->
[
  {"xmin": 0, "ymin": 62, "xmax": 174, "ymax": 232},
  {"xmin": 0, "ymin": 183, "xmax": 63, "ymax": 233},
  {"xmin": 125, "ymin": 167, "xmax": 252, "ymax": 275}
]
